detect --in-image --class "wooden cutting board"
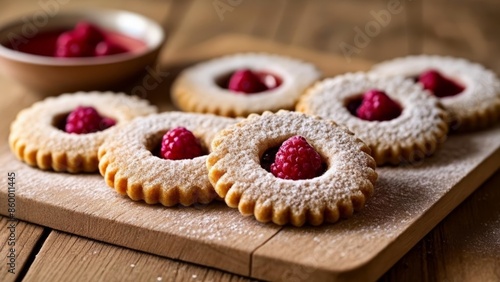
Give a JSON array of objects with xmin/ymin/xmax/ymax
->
[{"xmin": 0, "ymin": 34, "xmax": 499, "ymax": 282}]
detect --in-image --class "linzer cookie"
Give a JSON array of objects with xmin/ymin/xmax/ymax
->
[
  {"xmin": 171, "ymin": 53, "xmax": 321, "ymax": 117},
  {"xmin": 296, "ymin": 73, "xmax": 449, "ymax": 166},
  {"xmin": 98, "ymin": 112, "xmax": 237, "ymax": 206},
  {"xmin": 207, "ymin": 110, "xmax": 377, "ymax": 227},
  {"xmin": 371, "ymin": 55, "xmax": 500, "ymax": 131},
  {"xmin": 9, "ymin": 92, "xmax": 157, "ymax": 173}
]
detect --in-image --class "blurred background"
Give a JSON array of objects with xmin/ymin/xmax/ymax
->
[{"xmin": 1, "ymin": 0, "xmax": 499, "ymax": 72}]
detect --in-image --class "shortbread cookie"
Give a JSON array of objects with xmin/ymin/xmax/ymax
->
[
  {"xmin": 171, "ymin": 53, "xmax": 321, "ymax": 117},
  {"xmin": 296, "ymin": 73, "xmax": 449, "ymax": 166},
  {"xmin": 207, "ymin": 110, "xmax": 377, "ymax": 227},
  {"xmin": 98, "ymin": 112, "xmax": 237, "ymax": 206},
  {"xmin": 9, "ymin": 92, "xmax": 157, "ymax": 173},
  {"xmin": 371, "ymin": 55, "xmax": 500, "ymax": 131}
]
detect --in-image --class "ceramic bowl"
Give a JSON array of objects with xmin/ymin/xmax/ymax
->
[{"xmin": 0, "ymin": 9, "xmax": 165, "ymax": 94}]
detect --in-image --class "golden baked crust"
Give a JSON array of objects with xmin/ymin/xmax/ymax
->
[
  {"xmin": 207, "ymin": 110, "xmax": 377, "ymax": 227},
  {"xmin": 9, "ymin": 92, "xmax": 157, "ymax": 173},
  {"xmin": 98, "ymin": 112, "xmax": 238, "ymax": 206},
  {"xmin": 171, "ymin": 53, "xmax": 321, "ymax": 117},
  {"xmin": 371, "ymin": 55, "xmax": 500, "ymax": 131},
  {"xmin": 296, "ymin": 73, "xmax": 449, "ymax": 166}
]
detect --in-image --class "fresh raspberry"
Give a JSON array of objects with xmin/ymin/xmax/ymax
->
[
  {"xmin": 55, "ymin": 21, "xmax": 127, "ymax": 58},
  {"xmin": 228, "ymin": 69, "xmax": 268, "ymax": 94},
  {"xmin": 356, "ymin": 89, "xmax": 402, "ymax": 121},
  {"xmin": 418, "ymin": 69, "xmax": 464, "ymax": 98},
  {"xmin": 270, "ymin": 136, "xmax": 323, "ymax": 180},
  {"xmin": 55, "ymin": 31, "xmax": 93, "ymax": 57},
  {"xmin": 160, "ymin": 127, "xmax": 203, "ymax": 160},
  {"xmin": 65, "ymin": 106, "xmax": 114, "ymax": 134},
  {"xmin": 73, "ymin": 21, "xmax": 105, "ymax": 46}
]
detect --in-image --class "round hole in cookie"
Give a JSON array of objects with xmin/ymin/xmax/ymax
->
[
  {"xmin": 52, "ymin": 112, "xmax": 71, "ymax": 131},
  {"xmin": 215, "ymin": 69, "xmax": 282, "ymax": 93},
  {"xmin": 147, "ymin": 129, "xmax": 209, "ymax": 160},
  {"xmin": 259, "ymin": 136, "xmax": 327, "ymax": 180},
  {"xmin": 344, "ymin": 95, "xmax": 364, "ymax": 117}
]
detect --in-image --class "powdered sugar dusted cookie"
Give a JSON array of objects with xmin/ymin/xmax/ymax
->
[
  {"xmin": 9, "ymin": 92, "xmax": 157, "ymax": 173},
  {"xmin": 207, "ymin": 110, "xmax": 377, "ymax": 227},
  {"xmin": 296, "ymin": 73, "xmax": 449, "ymax": 166},
  {"xmin": 371, "ymin": 55, "xmax": 500, "ymax": 131},
  {"xmin": 98, "ymin": 112, "xmax": 238, "ymax": 206},
  {"xmin": 171, "ymin": 53, "xmax": 321, "ymax": 117}
]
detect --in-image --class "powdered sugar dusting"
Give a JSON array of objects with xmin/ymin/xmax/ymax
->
[
  {"xmin": 253, "ymin": 125, "xmax": 500, "ymax": 270},
  {"xmin": 297, "ymin": 73, "xmax": 448, "ymax": 165},
  {"xmin": 8, "ymin": 91, "xmax": 157, "ymax": 172},
  {"xmin": 172, "ymin": 52, "xmax": 321, "ymax": 116},
  {"xmin": 0, "ymin": 123, "xmax": 498, "ymax": 276},
  {"xmin": 208, "ymin": 110, "xmax": 377, "ymax": 226},
  {"xmin": 371, "ymin": 55, "xmax": 500, "ymax": 130},
  {"xmin": 99, "ymin": 112, "xmax": 238, "ymax": 206}
]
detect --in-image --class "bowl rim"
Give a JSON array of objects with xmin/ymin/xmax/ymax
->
[{"xmin": 0, "ymin": 8, "xmax": 165, "ymax": 66}]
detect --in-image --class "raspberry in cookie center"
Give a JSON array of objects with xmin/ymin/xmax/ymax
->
[
  {"xmin": 417, "ymin": 69, "xmax": 465, "ymax": 98},
  {"xmin": 160, "ymin": 127, "xmax": 204, "ymax": 160},
  {"xmin": 261, "ymin": 135, "xmax": 324, "ymax": 180},
  {"xmin": 347, "ymin": 89, "xmax": 402, "ymax": 121},
  {"xmin": 64, "ymin": 106, "xmax": 116, "ymax": 134},
  {"xmin": 225, "ymin": 69, "xmax": 282, "ymax": 94}
]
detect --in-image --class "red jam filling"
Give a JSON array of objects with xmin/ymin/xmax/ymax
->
[{"xmin": 5, "ymin": 21, "xmax": 146, "ymax": 57}]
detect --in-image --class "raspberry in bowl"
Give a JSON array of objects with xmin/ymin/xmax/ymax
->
[{"xmin": 0, "ymin": 9, "xmax": 165, "ymax": 94}]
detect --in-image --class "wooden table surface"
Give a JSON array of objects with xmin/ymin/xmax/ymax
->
[{"xmin": 1, "ymin": 0, "xmax": 499, "ymax": 281}]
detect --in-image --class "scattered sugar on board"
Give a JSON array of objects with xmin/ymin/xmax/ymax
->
[
  {"xmin": 1, "ymin": 125, "xmax": 499, "ymax": 267},
  {"xmin": 167, "ymin": 206, "xmax": 270, "ymax": 242}
]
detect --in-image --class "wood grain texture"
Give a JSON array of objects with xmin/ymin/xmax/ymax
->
[
  {"xmin": 0, "ymin": 36, "xmax": 499, "ymax": 281},
  {"xmin": 1, "ymin": 0, "xmax": 500, "ymax": 281},
  {"xmin": 251, "ymin": 129, "xmax": 500, "ymax": 281},
  {"xmin": 0, "ymin": 217, "xmax": 46, "ymax": 282},
  {"xmin": 23, "ymin": 231, "xmax": 252, "ymax": 282},
  {"xmin": 379, "ymin": 170, "xmax": 500, "ymax": 282},
  {"xmin": 290, "ymin": 0, "xmax": 411, "ymax": 61},
  {"xmin": 0, "ymin": 0, "xmax": 173, "ymax": 25},
  {"xmin": 0, "ymin": 158, "xmax": 280, "ymax": 277},
  {"xmin": 421, "ymin": 0, "xmax": 500, "ymax": 73}
]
